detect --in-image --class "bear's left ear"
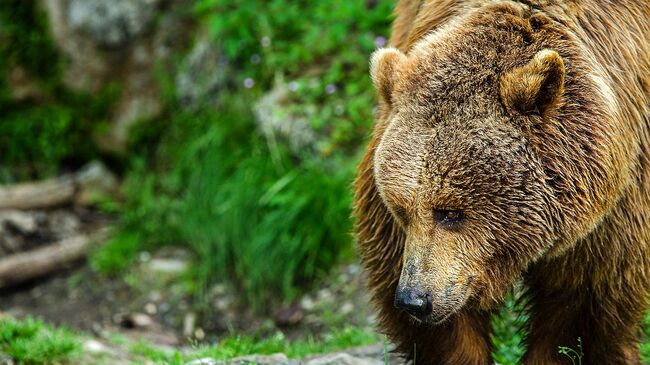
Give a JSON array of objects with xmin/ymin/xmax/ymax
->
[
  {"xmin": 500, "ymin": 49, "xmax": 565, "ymax": 115},
  {"xmin": 370, "ymin": 47, "xmax": 407, "ymax": 106}
]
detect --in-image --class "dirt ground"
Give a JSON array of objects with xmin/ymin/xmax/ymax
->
[{"xmin": 0, "ymin": 247, "xmax": 376, "ymax": 348}]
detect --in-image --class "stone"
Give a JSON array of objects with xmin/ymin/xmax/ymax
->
[
  {"xmin": 147, "ymin": 258, "xmax": 189, "ymax": 274},
  {"xmin": 83, "ymin": 339, "xmax": 115, "ymax": 355},
  {"xmin": 304, "ymin": 353, "xmax": 383, "ymax": 365},
  {"xmin": 175, "ymin": 33, "xmax": 229, "ymax": 109},
  {"xmin": 182, "ymin": 312, "xmax": 196, "ymax": 337},
  {"xmin": 74, "ymin": 161, "xmax": 120, "ymax": 205},
  {"xmin": 67, "ymin": 0, "xmax": 163, "ymax": 48},
  {"xmin": 230, "ymin": 353, "xmax": 289, "ymax": 364},
  {"xmin": 0, "ymin": 211, "xmax": 39, "ymax": 234},
  {"xmin": 0, "ymin": 352, "xmax": 14, "ymax": 365},
  {"xmin": 254, "ymin": 80, "xmax": 318, "ymax": 154},
  {"xmin": 185, "ymin": 359, "xmax": 217, "ymax": 365},
  {"xmin": 274, "ymin": 303, "xmax": 304, "ymax": 327},
  {"xmin": 41, "ymin": 0, "xmax": 193, "ymax": 152}
]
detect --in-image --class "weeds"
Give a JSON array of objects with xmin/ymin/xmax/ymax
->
[{"xmin": 558, "ymin": 337, "xmax": 584, "ymax": 365}]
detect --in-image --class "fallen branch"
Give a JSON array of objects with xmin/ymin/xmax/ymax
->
[
  {"xmin": 0, "ymin": 228, "xmax": 111, "ymax": 288},
  {"xmin": 0, "ymin": 161, "xmax": 119, "ymax": 210},
  {"xmin": 0, "ymin": 175, "xmax": 76, "ymax": 211}
]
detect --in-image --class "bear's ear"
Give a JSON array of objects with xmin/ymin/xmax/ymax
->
[
  {"xmin": 370, "ymin": 47, "xmax": 407, "ymax": 106},
  {"xmin": 500, "ymin": 49, "xmax": 565, "ymax": 115}
]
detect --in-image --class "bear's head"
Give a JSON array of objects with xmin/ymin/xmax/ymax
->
[{"xmin": 369, "ymin": 4, "xmax": 619, "ymax": 323}]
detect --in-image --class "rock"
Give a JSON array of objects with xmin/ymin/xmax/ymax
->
[
  {"xmin": 119, "ymin": 312, "xmax": 153, "ymax": 329},
  {"xmin": 147, "ymin": 258, "xmax": 189, "ymax": 274},
  {"xmin": 41, "ymin": 0, "xmax": 194, "ymax": 152},
  {"xmin": 304, "ymin": 353, "xmax": 383, "ymax": 365},
  {"xmin": 74, "ymin": 161, "xmax": 120, "ymax": 205},
  {"xmin": 0, "ymin": 353, "xmax": 14, "ymax": 365},
  {"xmin": 300, "ymin": 295, "xmax": 316, "ymax": 311},
  {"xmin": 254, "ymin": 80, "xmax": 318, "ymax": 154},
  {"xmin": 274, "ymin": 303, "xmax": 304, "ymax": 327},
  {"xmin": 0, "ymin": 211, "xmax": 39, "ymax": 234},
  {"xmin": 339, "ymin": 302, "xmax": 354, "ymax": 316},
  {"xmin": 176, "ymin": 33, "xmax": 229, "ymax": 109},
  {"xmin": 67, "ymin": 0, "xmax": 163, "ymax": 48},
  {"xmin": 185, "ymin": 359, "xmax": 217, "ymax": 365},
  {"xmin": 83, "ymin": 339, "xmax": 115, "ymax": 355},
  {"xmin": 183, "ymin": 312, "xmax": 196, "ymax": 337},
  {"xmin": 47, "ymin": 210, "xmax": 81, "ymax": 239},
  {"xmin": 7, "ymin": 66, "xmax": 46, "ymax": 102},
  {"xmin": 230, "ymin": 353, "xmax": 290, "ymax": 364},
  {"xmin": 185, "ymin": 353, "xmax": 291, "ymax": 365}
]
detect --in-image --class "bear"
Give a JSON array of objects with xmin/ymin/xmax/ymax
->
[{"xmin": 353, "ymin": 1, "xmax": 650, "ymax": 364}]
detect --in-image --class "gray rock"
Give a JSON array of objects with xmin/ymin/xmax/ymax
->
[
  {"xmin": 0, "ymin": 211, "xmax": 39, "ymax": 234},
  {"xmin": 74, "ymin": 160, "xmax": 120, "ymax": 205},
  {"xmin": 47, "ymin": 210, "xmax": 81, "ymax": 240},
  {"xmin": 230, "ymin": 353, "xmax": 290, "ymax": 364},
  {"xmin": 186, "ymin": 353, "xmax": 290, "ymax": 365},
  {"xmin": 304, "ymin": 353, "xmax": 383, "ymax": 365},
  {"xmin": 186, "ymin": 359, "xmax": 218, "ymax": 365},
  {"xmin": 0, "ymin": 352, "xmax": 14, "ymax": 365},
  {"xmin": 176, "ymin": 34, "xmax": 229, "ymax": 108},
  {"xmin": 254, "ymin": 80, "xmax": 318, "ymax": 154},
  {"xmin": 67, "ymin": 0, "xmax": 163, "ymax": 48},
  {"xmin": 42, "ymin": 0, "xmax": 191, "ymax": 152},
  {"xmin": 147, "ymin": 258, "xmax": 189, "ymax": 274}
]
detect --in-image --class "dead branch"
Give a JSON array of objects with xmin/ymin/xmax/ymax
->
[
  {"xmin": 0, "ymin": 228, "xmax": 111, "ymax": 288},
  {"xmin": 0, "ymin": 161, "xmax": 118, "ymax": 210}
]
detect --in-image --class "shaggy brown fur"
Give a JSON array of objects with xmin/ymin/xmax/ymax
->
[{"xmin": 354, "ymin": 1, "xmax": 650, "ymax": 364}]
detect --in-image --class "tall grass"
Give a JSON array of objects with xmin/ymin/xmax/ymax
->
[{"xmin": 178, "ymin": 109, "xmax": 354, "ymax": 305}]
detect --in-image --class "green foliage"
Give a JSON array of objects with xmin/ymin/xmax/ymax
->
[
  {"xmin": 641, "ymin": 311, "xmax": 650, "ymax": 363},
  {"xmin": 99, "ymin": 99, "xmax": 354, "ymax": 306},
  {"xmin": 194, "ymin": 0, "xmax": 393, "ymax": 81},
  {"xmin": 0, "ymin": 2, "xmax": 116, "ymax": 182},
  {"xmin": 0, "ymin": 317, "xmax": 80, "ymax": 365},
  {"xmin": 178, "ymin": 123, "xmax": 354, "ymax": 304},
  {"xmin": 194, "ymin": 0, "xmax": 393, "ymax": 152},
  {"xmin": 90, "ymin": 232, "xmax": 143, "ymax": 274},
  {"xmin": 95, "ymin": 0, "xmax": 395, "ymax": 307},
  {"xmin": 491, "ymin": 294, "xmax": 527, "ymax": 365},
  {"xmin": 0, "ymin": 89, "xmax": 114, "ymax": 181},
  {"xmin": 0, "ymin": 0, "xmax": 61, "ymax": 93}
]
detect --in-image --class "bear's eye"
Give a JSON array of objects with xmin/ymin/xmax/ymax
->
[{"xmin": 433, "ymin": 209, "xmax": 464, "ymax": 229}]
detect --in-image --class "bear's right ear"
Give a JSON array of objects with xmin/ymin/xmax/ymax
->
[
  {"xmin": 370, "ymin": 48, "xmax": 406, "ymax": 106},
  {"xmin": 500, "ymin": 49, "xmax": 565, "ymax": 115}
]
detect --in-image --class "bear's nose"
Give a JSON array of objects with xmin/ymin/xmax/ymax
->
[{"xmin": 394, "ymin": 286, "xmax": 432, "ymax": 319}]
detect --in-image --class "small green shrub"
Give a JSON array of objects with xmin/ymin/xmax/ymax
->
[
  {"xmin": 491, "ymin": 293, "xmax": 527, "ymax": 365},
  {"xmin": 0, "ymin": 316, "xmax": 80, "ymax": 365}
]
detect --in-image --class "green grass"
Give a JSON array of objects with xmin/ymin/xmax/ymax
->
[
  {"xmin": 130, "ymin": 326, "xmax": 378, "ymax": 365},
  {"xmin": 0, "ymin": 317, "xmax": 80, "ymax": 365}
]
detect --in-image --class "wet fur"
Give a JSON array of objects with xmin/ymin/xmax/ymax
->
[{"xmin": 354, "ymin": 1, "xmax": 650, "ymax": 364}]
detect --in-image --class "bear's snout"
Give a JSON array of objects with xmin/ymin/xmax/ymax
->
[{"xmin": 394, "ymin": 286, "xmax": 433, "ymax": 320}]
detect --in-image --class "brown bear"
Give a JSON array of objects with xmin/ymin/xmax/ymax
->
[{"xmin": 353, "ymin": 1, "xmax": 650, "ymax": 364}]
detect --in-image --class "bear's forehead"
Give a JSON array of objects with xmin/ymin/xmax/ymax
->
[
  {"xmin": 376, "ymin": 113, "xmax": 529, "ymax": 195},
  {"xmin": 394, "ymin": 6, "xmax": 541, "ymax": 113}
]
